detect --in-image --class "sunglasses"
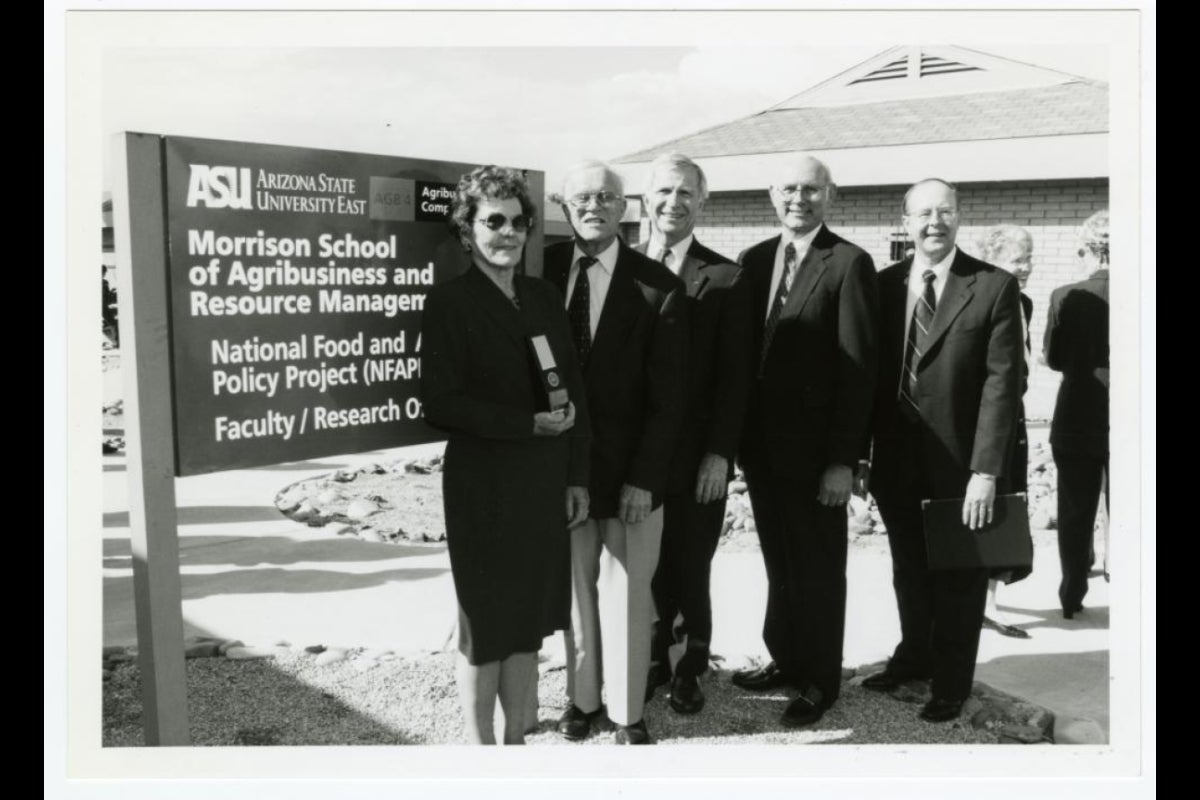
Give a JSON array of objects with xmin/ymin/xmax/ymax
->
[{"xmin": 475, "ymin": 213, "xmax": 532, "ymax": 233}]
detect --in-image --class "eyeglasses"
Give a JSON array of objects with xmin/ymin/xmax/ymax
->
[
  {"xmin": 906, "ymin": 207, "xmax": 959, "ymax": 223},
  {"xmin": 774, "ymin": 184, "xmax": 829, "ymax": 200},
  {"xmin": 475, "ymin": 213, "xmax": 532, "ymax": 233},
  {"xmin": 566, "ymin": 191, "xmax": 623, "ymax": 208}
]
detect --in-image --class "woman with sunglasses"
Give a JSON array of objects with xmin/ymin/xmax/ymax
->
[{"xmin": 421, "ymin": 165, "xmax": 590, "ymax": 744}]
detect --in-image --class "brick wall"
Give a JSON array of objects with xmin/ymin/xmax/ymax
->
[{"xmin": 638, "ymin": 178, "xmax": 1109, "ymax": 420}]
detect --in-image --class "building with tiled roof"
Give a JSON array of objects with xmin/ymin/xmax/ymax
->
[{"xmin": 612, "ymin": 45, "xmax": 1109, "ymax": 418}]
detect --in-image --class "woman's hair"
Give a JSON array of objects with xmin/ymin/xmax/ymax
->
[
  {"xmin": 978, "ymin": 224, "xmax": 1032, "ymax": 264},
  {"xmin": 449, "ymin": 165, "xmax": 538, "ymax": 250},
  {"xmin": 1077, "ymin": 210, "xmax": 1110, "ymax": 265}
]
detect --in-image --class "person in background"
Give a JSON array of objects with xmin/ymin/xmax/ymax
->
[
  {"xmin": 1044, "ymin": 210, "xmax": 1110, "ymax": 619},
  {"xmin": 977, "ymin": 224, "xmax": 1037, "ymax": 639},
  {"xmin": 636, "ymin": 153, "xmax": 752, "ymax": 716},
  {"xmin": 421, "ymin": 165, "xmax": 590, "ymax": 744}
]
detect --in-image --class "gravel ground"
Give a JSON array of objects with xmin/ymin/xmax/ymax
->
[{"xmin": 103, "ymin": 650, "xmax": 1003, "ymax": 747}]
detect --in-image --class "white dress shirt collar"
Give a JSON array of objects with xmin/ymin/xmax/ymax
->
[
  {"xmin": 572, "ymin": 238, "xmax": 619, "ymax": 276},
  {"xmin": 646, "ymin": 233, "xmax": 693, "ymax": 276}
]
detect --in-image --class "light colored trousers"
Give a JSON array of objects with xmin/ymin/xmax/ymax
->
[{"xmin": 564, "ymin": 509, "xmax": 664, "ymax": 726}]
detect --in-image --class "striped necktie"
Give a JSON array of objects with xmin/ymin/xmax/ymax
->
[
  {"xmin": 759, "ymin": 242, "xmax": 797, "ymax": 376},
  {"xmin": 900, "ymin": 269, "xmax": 937, "ymax": 415}
]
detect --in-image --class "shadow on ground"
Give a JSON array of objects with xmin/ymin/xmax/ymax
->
[
  {"xmin": 102, "ymin": 534, "xmax": 444, "ymax": 568},
  {"xmin": 103, "ymin": 620, "xmax": 419, "ymax": 746}
]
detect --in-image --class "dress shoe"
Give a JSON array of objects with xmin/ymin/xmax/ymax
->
[
  {"xmin": 556, "ymin": 705, "xmax": 601, "ymax": 741},
  {"xmin": 982, "ymin": 616, "xmax": 1031, "ymax": 639},
  {"xmin": 668, "ymin": 673, "xmax": 705, "ymax": 715},
  {"xmin": 919, "ymin": 698, "xmax": 964, "ymax": 723},
  {"xmin": 1063, "ymin": 603, "xmax": 1084, "ymax": 620},
  {"xmin": 861, "ymin": 670, "xmax": 908, "ymax": 692},
  {"xmin": 781, "ymin": 688, "xmax": 829, "ymax": 728},
  {"xmin": 614, "ymin": 719, "xmax": 652, "ymax": 745},
  {"xmin": 645, "ymin": 662, "xmax": 670, "ymax": 702},
  {"xmin": 731, "ymin": 661, "xmax": 790, "ymax": 692}
]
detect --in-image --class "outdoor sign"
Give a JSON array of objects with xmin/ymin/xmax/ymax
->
[{"xmin": 158, "ymin": 136, "xmax": 544, "ymax": 474}]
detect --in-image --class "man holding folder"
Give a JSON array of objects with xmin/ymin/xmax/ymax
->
[{"xmin": 862, "ymin": 178, "xmax": 1023, "ymax": 723}]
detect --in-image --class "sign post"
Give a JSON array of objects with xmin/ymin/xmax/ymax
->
[{"xmin": 111, "ymin": 132, "xmax": 543, "ymax": 743}]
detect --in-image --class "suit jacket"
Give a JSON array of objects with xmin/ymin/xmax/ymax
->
[
  {"xmin": 420, "ymin": 267, "xmax": 591, "ymax": 485},
  {"xmin": 544, "ymin": 239, "xmax": 689, "ymax": 517},
  {"xmin": 1044, "ymin": 269, "xmax": 1109, "ymax": 457},
  {"xmin": 636, "ymin": 237, "xmax": 752, "ymax": 493},
  {"xmin": 872, "ymin": 250, "xmax": 1024, "ymax": 499},
  {"xmin": 738, "ymin": 225, "xmax": 879, "ymax": 476}
]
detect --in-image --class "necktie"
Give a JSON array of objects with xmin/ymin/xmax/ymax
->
[
  {"xmin": 900, "ymin": 269, "xmax": 937, "ymax": 415},
  {"xmin": 657, "ymin": 247, "xmax": 672, "ymax": 270},
  {"xmin": 759, "ymin": 242, "xmax": 797, "ymax": 376},
  {"xmin": 568, "ymin": 256, "xmax": 596, "ymax": 365}
]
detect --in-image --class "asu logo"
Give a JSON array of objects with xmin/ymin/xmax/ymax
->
[{"xmin": 186, "ymin": 165, "xmax": 253, "ymax": 209}]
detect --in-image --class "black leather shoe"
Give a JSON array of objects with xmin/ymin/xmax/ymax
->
[
  {"xmin": 645, "ymin": 662, "xmax": 670, "ymax": 702},
  {"xmin": 781, "ymin": 693, "xmax": 828, "ymax": 728},
  {"xmin": 1063, "ymin": 603, "xmax": 1084, "ymax": 620},
  {"xmin": 919, "ymin": 698, "xmax": 964, "ymax": 723},
  {"xmin": 731, "ymin": 661, "xmax": 790, "ymax": 691},
  {"xmin": 861, "ymin": 670, "xmax": 905, "ymax": 691},
  {"xmin": 614, "ymin": 719, "xmax": 652, "ymax": 745},
  {"xmin": 668, "ymin": 673, "xmax": 705, "ymax": 715},
  {"xmin": 557, "ymin": 705, "xmax": 601, "ymax": 741}
]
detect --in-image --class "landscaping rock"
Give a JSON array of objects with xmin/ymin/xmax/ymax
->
[
  {"xmin": 314, "ymin": 648, "xmax": 349, "ymax": 667},
  {"xmin": 1053, "ymin": 716, "xmax": 1106, "ymax": 744},
  {"xmin": 332, "ymin": 469, "xmax": 359, "ymax": 483},
  {"xmin": 359, "ymin": 528, "xmax": 387, "ymax": 544},
  {"xmin": 185, "ymin": 642, "xmax": 220, "ymax": 659},
  {"xmin": 316, "ymin": 488, "xmax": 343, "ymax": 505},
  {"xmin": 346, "ymin": 498, "xmax": 378, "ymax": 521},
  {"xmin": 305, "ymin": 645, "xmax": 327, "ymax": 654},
  {"xmin": 218, "ymin": 639, "xmax": 245, "ymax": 656},
  {"xmin": 999, "ymin": 724, "xmax": 1048, "ymax": 744},
  {"xmin": 225, "ymin": 646, "xmax": 278, "ymax": 661}
]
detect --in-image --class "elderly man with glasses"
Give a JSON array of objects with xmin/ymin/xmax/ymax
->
[{"xmin": 543, "ymin": 160, "xmax": 688, "ymax": 745}]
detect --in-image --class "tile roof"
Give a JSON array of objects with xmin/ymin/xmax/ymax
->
[{"xmin": 615, "ymin": 81, "xmax": 1108, "ymax": 164}]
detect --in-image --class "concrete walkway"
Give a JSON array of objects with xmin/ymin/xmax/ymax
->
[{"xmin": 102, "ymin": 441, "xmax": 1109, "ymax": 740}]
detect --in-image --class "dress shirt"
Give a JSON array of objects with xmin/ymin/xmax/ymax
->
[
  {"xmin": 766, "ymin": 225, "xmax": 822, "ymax": 322},
  {"xmin": 564, "ymin": 238, "xmax": 619, "ymax": 338},
  {"xmin": 646, "ymin": 232, "xmax": 693, "ymax": 277}
]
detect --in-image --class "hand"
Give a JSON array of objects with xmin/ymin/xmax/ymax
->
[
  {"xmin": 852, "ymin": 460, "xmax": 871, "ymax": 499},
  {"xmin": 618, "ymin": 484, "xmax": 652, "ymax": 526},
  {"xmin": 533, "ymin": 402, "xmax": 575, "ymax": 436},
  {"xmin": 565, "ymin": 486, "xmax": 589, "ymax": 528},
  {"xmin": 962, "ymin": 473, "xmax": 997, "ymax": 530},
  {"xmin": 694, "ymin": 453, "xmax": 729, "ymax": 505},
  {"xmin": 817, "ymin": 464, "xmax": 853, "ymax": 507}
]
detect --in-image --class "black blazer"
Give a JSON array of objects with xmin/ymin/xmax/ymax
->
[
  {"xmin": 544, "ymin": 239, "xmax": 689, "ymax": 516},
  {"xmin": 636, "ymin": 238, "xmax": 752, "ymax": 492},
  {"xmin": 738, "ymin": 225, "xmax": 879, "ymax": 475},
  {"xmin": 419, "ymin": 267, "xmax": 590, "ymax": 485},
  {"xmin": 1045, "ymin": 269, "xmax": 1109, "ymax": 457},
  {"xmin": 872, "ymin": 250, "xmax": 1023, "ymax": 498}
]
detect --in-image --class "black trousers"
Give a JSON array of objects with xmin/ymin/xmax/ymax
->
[
  {"xmin": 743, "ymin": 462, "xmax": 848, "ymax": 702},
  {"xmin": 873, "ymin": 418, "xmax": 988, "ymax": 702},
  {"xmin": 650, "ymin": 489, "xmax": 726, "ymax": 678},
  {"xmin": 1053, "ymin": 447, "xmax": 1109, "ymax": 612}
]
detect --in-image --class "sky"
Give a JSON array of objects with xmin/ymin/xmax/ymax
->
[{"xmin": 101, "ymin": 42, "xmax": 1108, "ymax": 193}]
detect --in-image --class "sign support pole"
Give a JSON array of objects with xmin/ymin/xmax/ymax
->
[{"xmin": 112, "ymin": 132, "xmax": 190, "ymax": 745}]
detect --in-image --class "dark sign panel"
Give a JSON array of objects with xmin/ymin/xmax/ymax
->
[{"xmin": 161, "ymin": 136, "xmax": 543, "ymax": 475}]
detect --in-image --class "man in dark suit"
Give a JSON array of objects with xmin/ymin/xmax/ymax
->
[
  {"xmin": 544, "ymin": 160, "xmax": 688, "ymax": 745},
  {"xmin": 633, "ymin": 153, "xmax": 752, "ymax": 715},
  {"xmin": 862, "ymin": 178, "xmax": 1023, "ymax": 723},
  {"xmin": 1045, "ymin": 210, "xmax": 1109, "ymax": 618},
  {"xmin": 731, "ymin": 154, "xmax": 879, "ymax": 728}
]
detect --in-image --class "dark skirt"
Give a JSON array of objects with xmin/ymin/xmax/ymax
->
[{"xmin": 443, "ymin": 433, "xmax": 571, "ymax": 665}]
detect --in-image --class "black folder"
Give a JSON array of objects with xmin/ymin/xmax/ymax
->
[{"xmin": 921, "ymin": 493, "xmax": 1033, "ymax": 570}]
